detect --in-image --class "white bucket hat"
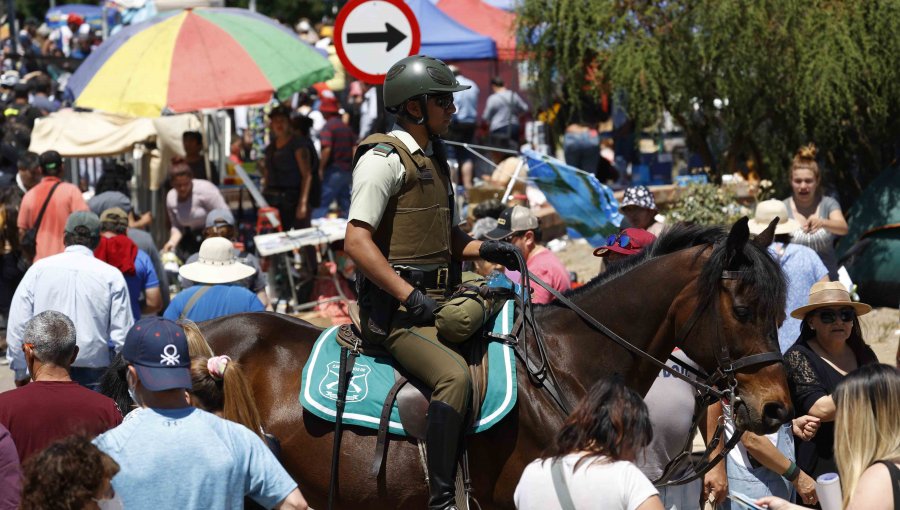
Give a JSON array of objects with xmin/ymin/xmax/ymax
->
[
  {"xmin": 178, "ymin": 237, "xmax": 255, "ymax": 285},
  {"xmin": 748, "ymin": 199, "xmax": 801, "ymax": 236}
]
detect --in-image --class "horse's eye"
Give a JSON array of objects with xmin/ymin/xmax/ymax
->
[{"xmin": 733, "ymin": 306, "xmax": 752, "ymax": 322}]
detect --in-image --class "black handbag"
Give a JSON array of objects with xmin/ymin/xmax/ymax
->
[{"xmin": 20, "ymin": 181, "xmax": 61, "ymax": 264}]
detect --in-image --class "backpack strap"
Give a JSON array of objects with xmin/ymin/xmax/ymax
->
[
  {"xmin": 33, "ymin": 181, "xmax": 62, "ymax": 235},
  {"xmin": 550, "ymin": 458, "xmax": 577, "ymax": 510},
  {"xmin": 179, "ymin": 285, "xmax": 214, "ymax": 320}
]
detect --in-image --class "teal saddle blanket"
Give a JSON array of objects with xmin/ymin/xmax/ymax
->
[{"xmin": 299, "ymin": 300, "xmax": 517, "ymax": 436}]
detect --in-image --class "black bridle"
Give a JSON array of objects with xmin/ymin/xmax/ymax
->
[{"xmin": 503, "ymin": 261, "xmax": 783, "ymax": 486}]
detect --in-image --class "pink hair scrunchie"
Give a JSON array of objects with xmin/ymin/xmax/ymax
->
[{"xmin": 207, "ymin": 355, "xmax": 231, "ymax": 380}]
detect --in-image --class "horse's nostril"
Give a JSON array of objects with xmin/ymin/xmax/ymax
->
[{"xmin": 762, "ymin": 402, "xmax": 789, "ymax": 425}]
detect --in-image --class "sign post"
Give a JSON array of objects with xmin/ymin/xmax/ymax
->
[{"xmin": 334, "ymin": 0, "xmax": 421, "ymax": 84}]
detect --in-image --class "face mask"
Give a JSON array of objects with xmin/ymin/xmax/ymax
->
[
  {"xmin": 126, "ymin": 371, "xmax": 142, "ymax": 408},
  {"xmin": 95, "ymin": 494, "xmax": 124, "ymax": 510}
]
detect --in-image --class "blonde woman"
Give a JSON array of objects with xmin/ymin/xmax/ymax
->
[
  {"xmin": 781, "ymin": 144, "xmax": 848, "ymax": 280},
  {"xmin": 755, "ymin": 364, "xmax": 900, "ymax": 510}
]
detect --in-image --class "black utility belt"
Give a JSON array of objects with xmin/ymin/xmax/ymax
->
[{"xmin": 394, "ymin": 266, "xmax": 450, "ymax": 290}]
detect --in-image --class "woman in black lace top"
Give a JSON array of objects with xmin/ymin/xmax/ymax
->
[{"xmin": 785, "ymin": 282, "xmax": 877, "ymax": 483}]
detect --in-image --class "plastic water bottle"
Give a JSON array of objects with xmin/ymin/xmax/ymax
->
[{"xmin": 486, "ymin": 270, "xmax": 515, "ymax": 294}]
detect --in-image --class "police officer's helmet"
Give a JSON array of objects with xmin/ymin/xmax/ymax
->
[{"xmin": 383, "ymin": 55, "xmax": 470, "ymax": 113}]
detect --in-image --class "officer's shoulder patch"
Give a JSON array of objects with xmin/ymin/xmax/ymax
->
[{"xmin": 372, "ymin": 143, "xmax": 395, "ymax": 157}]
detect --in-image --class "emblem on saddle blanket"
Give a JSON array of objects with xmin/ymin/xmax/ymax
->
[
  {"xmin": 319, "ymin": 361, "xmax": 372, "ymax": 402},
  {"xmin": 300, "ymin": 300, "xmax": 518, "ymax": 436}
]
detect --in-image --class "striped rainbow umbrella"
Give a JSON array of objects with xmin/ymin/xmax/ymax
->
[{"xmin": 66, "ymin": 8, "xmax": 334, "ymax": 117}]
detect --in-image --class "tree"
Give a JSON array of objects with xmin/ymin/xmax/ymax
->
[{"xmin": 518, "ymin": 0, "xmax": 900, "ymax": 200}]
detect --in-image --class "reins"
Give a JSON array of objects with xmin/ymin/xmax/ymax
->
[{"xmin": 518, "ymin": 262, "xmax": 783, "ymax": 486}]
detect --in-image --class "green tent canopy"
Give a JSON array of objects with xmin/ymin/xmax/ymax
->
[{"xmin": 837, "ymin": 167, "xmax": 900, "ymax": 307}]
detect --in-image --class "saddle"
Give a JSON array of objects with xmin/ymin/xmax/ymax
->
[{"xmin": 339, "ymin": 302, "xmax": 491, "ymax": 441}]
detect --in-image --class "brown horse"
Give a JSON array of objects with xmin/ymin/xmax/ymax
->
[{"xmin": 198, "ymin": 219, "xmax": 792, "ymax": 509}]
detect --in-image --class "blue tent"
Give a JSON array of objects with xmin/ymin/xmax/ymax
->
[{"xmin": 406, "ymin": 0, "xmax": 497, "ymax": 60}]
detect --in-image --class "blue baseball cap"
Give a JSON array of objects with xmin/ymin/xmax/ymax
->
[{"xmin": 122, "ymin": 318, "xmax": 191, "ymax": 391}]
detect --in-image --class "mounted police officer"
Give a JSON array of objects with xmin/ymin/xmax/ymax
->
[{"xmin": 344, "ymin": 55, "xmax": 521, "ymax": 510}]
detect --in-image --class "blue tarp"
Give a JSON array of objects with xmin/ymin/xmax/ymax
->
[
  {"xmin": 405, "ymin": 0, "xmax": 497, "ymax": 60},
  {"xmin": 523, "ymin": 149, "xmax": 622, "ymax": 246}
]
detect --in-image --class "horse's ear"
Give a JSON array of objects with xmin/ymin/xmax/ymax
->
[
  {"xmin": 752, "ymin": 217, "xmax": 779, "ymax": 248},
  {"xmin": 725, "ymin": 217, "xmax": 751, "ymax": 267}
]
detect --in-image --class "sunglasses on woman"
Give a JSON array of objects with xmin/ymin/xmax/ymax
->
[
  {"xmin": 432, "ymin": 94, "xmax": 455, "ymax": 109},
  {"xmin": 816, "ymin": 309, "xmax": 856, "ymax": 324},
  {"xmin": 606, "ymin": 233, "xmax": 634, "ymax": 249}
]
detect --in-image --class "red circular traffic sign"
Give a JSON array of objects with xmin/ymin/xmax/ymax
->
[{"xmin": 334, "ymin": 0, "xmax": 421, "ymax": 84}]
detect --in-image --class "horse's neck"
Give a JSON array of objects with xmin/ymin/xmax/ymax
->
[{"xmin": 534, "ymin": 250, "xmax": 701, "ymax": 400}]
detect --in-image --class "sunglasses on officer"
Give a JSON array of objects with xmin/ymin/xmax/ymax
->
[
  {"xmin": 815, "ymin": 308, "xmax": 856, "ymax": 324},
  {"xmin": 606, "ymin": 233, "xmax": 634, "ymax": 249},
  {"xmin": 431, "ymin": 93, "xmax": 455, "ymax": 109}
]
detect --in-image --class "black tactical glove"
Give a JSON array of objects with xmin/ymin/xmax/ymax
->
[
  {"xmin": 404, "ymin": 288, "xmax": 439, "ymax": 326},
  {"xmin": 479, "ymin": 240, "xmax": 523, "ymax": 271}
]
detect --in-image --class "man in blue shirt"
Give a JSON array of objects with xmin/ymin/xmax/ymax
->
[
  {"xmin": 163, "ymin": 237, "xmax": 264, "ymax": 322},
  {"xmin": 94, "ymin": 318, "xmax": 308, "ymax": 509},
  {"xmin": 96, "ymin": 208, "xmax": 161, "ymax": 319},
  {"xmin": 446, "ymin": 65, "xmax": 480, "ymax": 189}
]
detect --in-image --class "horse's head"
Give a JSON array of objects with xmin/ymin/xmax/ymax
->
[{"xmin": 678, "ymin": 217, "xmax": 792, "ymax": 435}]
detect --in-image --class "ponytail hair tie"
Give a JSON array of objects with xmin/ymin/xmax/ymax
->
[{"xmin": 207, "ymin": 355, "xmax": 231, "ymax": 380}]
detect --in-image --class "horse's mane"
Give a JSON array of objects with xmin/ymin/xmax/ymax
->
[{"xmin": 562, "ymin": 222, "xmax": 786, "ymax": 324}]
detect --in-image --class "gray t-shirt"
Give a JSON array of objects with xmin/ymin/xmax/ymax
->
[
  {"xmin": 636, "ymin": 350, "xmax": 699, "ymax": 481},
  {"xmin": 482, "ymin": 90, "xmax": 529, "ymax": 132},
  {"xmin": 782, "ymin": 196, "xmax": 842, "ymax": 279}
]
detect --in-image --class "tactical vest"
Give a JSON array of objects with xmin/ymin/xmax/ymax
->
[{"xmin": 355, "ymin": 134, "xmax": 453, "ymax": 266}]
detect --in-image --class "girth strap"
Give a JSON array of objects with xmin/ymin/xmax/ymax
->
[
  {"xmin": 371, "ymin": 376, "xmax": 409, "ymax": 477},
  {"xmin": 328, "ymin": 346, "xmax": 359, "ymax": 510}
]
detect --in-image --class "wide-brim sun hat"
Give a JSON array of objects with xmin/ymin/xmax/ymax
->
[
  {"xmin": 790, "ymin": 281, "xmax": 873, "ymax": 319},
  {"xmin": 748, "ymin": 199, "xmax": 800, "ymax": 236},
  {"xmin": 179, "ymin": 237, "xmax": 255, "ymax": 285}
]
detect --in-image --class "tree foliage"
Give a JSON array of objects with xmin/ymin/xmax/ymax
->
[{"xmin": 518, "ymin": 0, "xmax": 900, "ymax": 199}]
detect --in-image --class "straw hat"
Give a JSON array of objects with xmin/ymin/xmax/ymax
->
[
  {"xmin": 178, "ymin": 237, "xmax": 255, "ymax": 285},
  {"xmin": 790, "ymin": 281, "xmax": 872, "ymax": 319},
  {"xmin": 748, "ymin": 199, "xmax": 800, "ymax": 236}
]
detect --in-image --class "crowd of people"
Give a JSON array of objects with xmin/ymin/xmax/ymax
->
[{"xmin": 0, "ymin": 18, "xmax": 893, "ymax": 509}]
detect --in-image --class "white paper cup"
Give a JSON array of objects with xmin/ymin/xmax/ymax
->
[{"xmin": 816, "ymin": 472, "xmax": 842, "ymax": 510}]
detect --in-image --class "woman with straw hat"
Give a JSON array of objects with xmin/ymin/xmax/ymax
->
[{"xmin": 784, "ymin": 282, "xmax": 879, "ymax": 489}]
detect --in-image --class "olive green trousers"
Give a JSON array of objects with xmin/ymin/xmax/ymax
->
[{"xmin": 361, "ymin": 290, "xmax": 472, "ymax": 415}]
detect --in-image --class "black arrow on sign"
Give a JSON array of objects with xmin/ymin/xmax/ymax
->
[{"xmin": 346, "ymin": 22, "xmax": 407, "ymax": 52}]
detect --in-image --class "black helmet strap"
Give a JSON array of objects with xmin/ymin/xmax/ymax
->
[{"xmin": 397, "ymin": 94, "xmax": 434, "ymax": 136}]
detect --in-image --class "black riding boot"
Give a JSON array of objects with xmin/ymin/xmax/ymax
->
[{"xmin": 426, "ymin": 400, "xmax": 465, "ymax": 510}]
